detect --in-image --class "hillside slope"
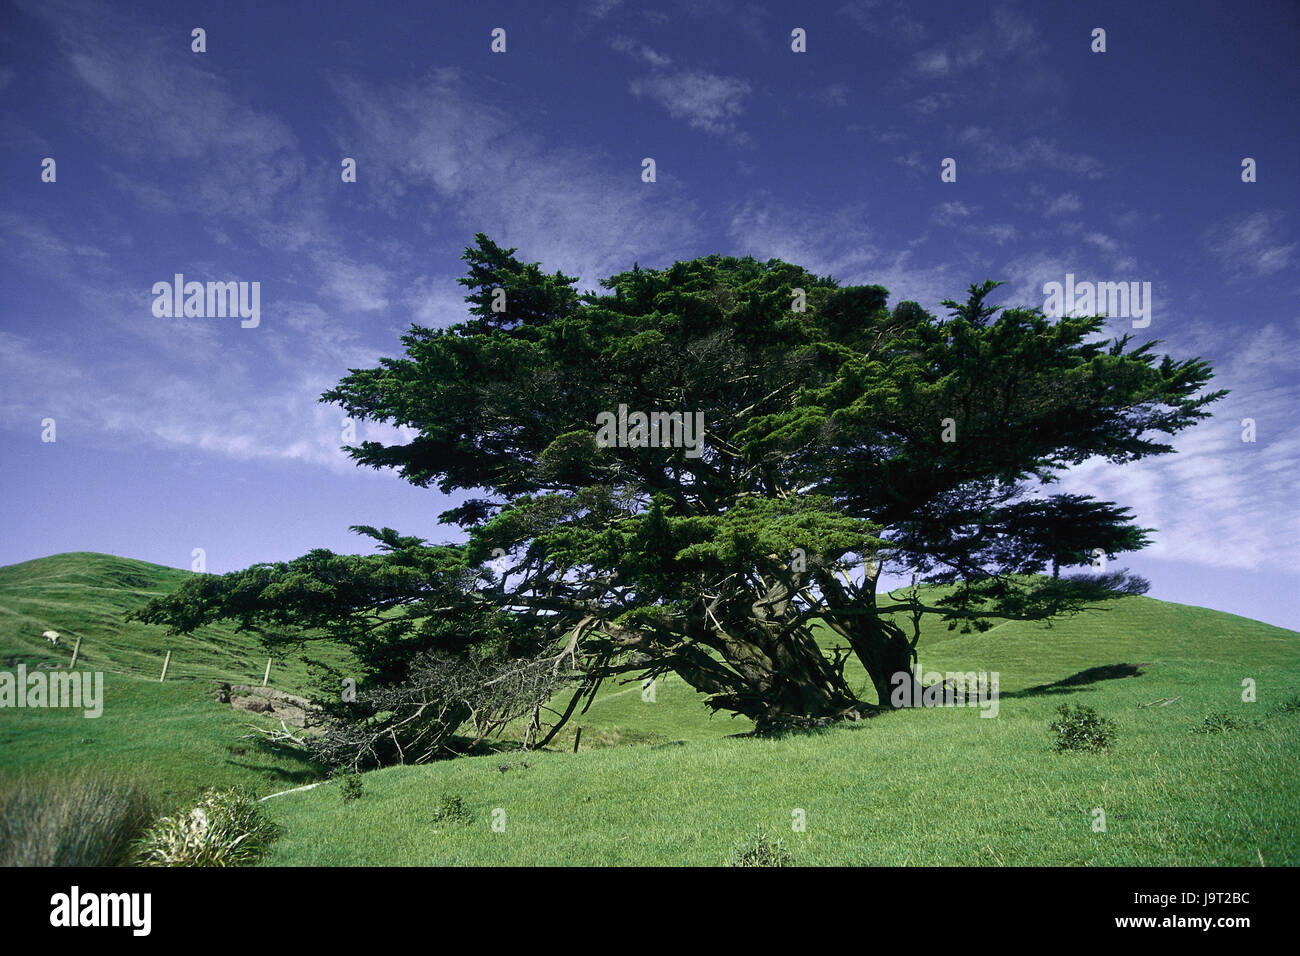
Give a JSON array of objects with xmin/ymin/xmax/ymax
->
[
  {"xmin": 0, "ymin": 552, "xmax": 353, "ymax": 692},
  {"xmin": 2, "ymin": 552, "xmax": 1296, "ymax": 833}
]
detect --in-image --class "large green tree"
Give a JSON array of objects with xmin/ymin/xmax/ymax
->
[{"xmin": 137, "ymin": 235, "xmax": 1224, "ymax": 740}]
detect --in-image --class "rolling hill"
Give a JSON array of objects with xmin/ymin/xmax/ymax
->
[{"xmin": 1, "ymin": 552, "xmax": 1296, "ymax": 864}]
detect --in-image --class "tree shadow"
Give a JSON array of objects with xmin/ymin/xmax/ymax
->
[
  {"xmin": 1002, "ymin": 662, "xmax": 1148, "ymax": 699},
  {"xmin": 222, "ymin": 760, "xmax": 320, "ymax": 786},
  {"xmin": 223, "ymin": 735, "xmax": 324, "ymax": 784}
]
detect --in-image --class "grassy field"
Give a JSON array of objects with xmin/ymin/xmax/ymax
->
[
  {"xmin": 0, "ymin": 552, "xmax": 355, "ymax": 691},
  {"xmin": 1, "ymin": 552, "xmax": 1297, "ymax": 864},
  {"xmin": 0, "ymin": 553, "xmax": 343, "ymax": 809}
]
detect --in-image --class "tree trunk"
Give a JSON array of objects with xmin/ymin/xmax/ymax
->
[
  {"xmin": 667, "ymin": 617, "xmax": 860, "ymax": 731},
  {"xmin": 841, "ymin": 615, "xmax": 920, "ymax": 709}
]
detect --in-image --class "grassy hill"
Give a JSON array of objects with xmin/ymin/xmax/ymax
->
[
  {"xmin": 0, "ymin": 553, "xmax": 349, "ymax": 808},
  {"xmin": 1, "ymin": 552, "xmax": 1297, "ymax": 864},
  {"xmin": 0, "ymin": 552, "xmax": 355, "ymax": 691}
]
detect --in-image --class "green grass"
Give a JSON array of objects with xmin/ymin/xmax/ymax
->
[
  {"xmin": 0, "ymin": 552, "xmax": 356, "ymax": 692},
  {"xmin": 0, "ymin": 670, "xmax": 322, "ymax": 810},
  {"xmin": 263, "ymin": 659, "xmax": 1300, "ymax": 866},
  {"xmin": 0, "ymin": 553, "xmax": 335, "ymax": 809},
  {"xmin": 0, "ymin": 770, "xmax": 154, "ymax": 866},
  {"xmin": 2, "ymin": 551, "xmax": 1297, "ymax": 865}
]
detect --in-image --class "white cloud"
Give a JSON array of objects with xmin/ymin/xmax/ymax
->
[
  {"xmin": 956, "ymin": 126, "xmax": 1106, "ymax": 179},
  {"xmin": 328, "ymin": 69, "xmax": 702, "ymax": 288},
  {"xmin": 914, "ymin": 50, "xmax": 952, "ymax": 76},
  {"xmin": 628, "ymin": 70, "xmax": 752, "ymax": 138},
  {"xmin": 314, "ymin": 255, "xmax": 392, "ymax": 313},
  {"xmin": 1057, "ymin": 326, "xmax": 1300, "ymax": 573},
  {"xmin": 933, "ymin": 200, "xmax": 977, "ymax": 224},
  {"xmin": 610, "ymin": 34, "xmax": 673, "ymax": 67},
  {"xmin": 1044, "ymin": 192, "xmax": 1082, "ymax": 217},
  {"xmin": 727, "ymin": 195, "xmax": 961, "ymax": 309},
  {"xmin": 1202, "ymin": 210, "xmax": 1297, "ymax": 279},
  {"xmin": 611, "ymin": 36, "xmax": 752, "ymax": 139},
  {"xmin": 1083, "ymin": 232, "xmax": 1137, "ymax": 272}
]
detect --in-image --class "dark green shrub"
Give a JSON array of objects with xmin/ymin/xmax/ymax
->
[
  {"xmin": 1050, "ymin": 703, "xmax": 1115, "ymax": 753},
  {"xmin": 432, "ymin": 794, "xmax": 470, "ymax": 826},
  {"xmin": 0, "ymin": 771, "xmax": 153, "ymax": 866},
  {"xmin": 728, "ymin": 829, "xmax": 794, "ymax": 867},
  {"xmin": 340, "ymin": 774, "xmax": 364, "ymax": 803},
  {"xmin": 1194, "ymin": 710, "xmax": 1247, "ymax": 734}
]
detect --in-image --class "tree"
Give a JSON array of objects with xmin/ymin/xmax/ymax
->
[{"xmin": 136, "ymin": 235, "xmax": 1225, "ymax": 741}]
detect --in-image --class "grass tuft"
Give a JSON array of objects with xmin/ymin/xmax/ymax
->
[
  {"xmin": 134, "ymin": 788, "xmax": 279, "ymax": 866},
  {"xmin": 0, "ymin": 770, "xmax": 153, "ymax": 866}
]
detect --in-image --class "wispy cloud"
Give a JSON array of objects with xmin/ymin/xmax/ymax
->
[
  {"xmin": 328, "ymin": 68, "xmax": 701, "ymax": 288},
  {"xmin": 629, "ymin": 69, "xmax": 753, "ymax": 137},
  {"xmin": 727, "ymin": 194, "xmax": 962, "ymax": 308},
  {"xmin": 955, "ymin": 126, "xmax": 1107, "ymax": 179},
  {"xmin": 1057, "ymin": 321, "xmax": 1300, "ymax": 572},
  {"xmin": 1202, "ymin": 210, "xmax": 1297, "ymax": 279},
  {"xmin": 1043, "ymin": 192, "xmax": 1083, "ymax": 217},
  {"xmin": 612, "ymin": 37, "xmax": 753, "ymax": 140}
]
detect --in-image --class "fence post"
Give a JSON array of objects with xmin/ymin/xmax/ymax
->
[
  {"xmin": 262, "ymin": 657, "xmax": 272, "ymax": 687},
  {"xmin": 573, "ymin": 727, "xmax": 582, "ymax": 753},
  {"xmin": 69, "ymin": 636, "xmax": 82, "ymax": 669},
  {"xmin": 159, "ymin": 650, "xmax": 171, "ymax": 682}
]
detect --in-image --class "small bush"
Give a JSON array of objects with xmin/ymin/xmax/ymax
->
[
  {"xmin": 135, "ymin": 788, "xmax": 279, "ymax": 866},
  {"xmin": 339, "ymin": 775, "xmax": 364, "ymax": 804},
  {"xmin": 1275, "ymin": 695, "xmax": 1300, "ymax": 714},
  {"xmin": 1050, "ymin": 704, "xmax": 1115, "ymax": 753},
  {"xmin": 432, "ymin": 793, "xmax": 470, "ymax": 826},
  {"xmin": 1193, "ymin": 710, "xmax": 1247, "ymax": 734},
  {"xmin": 728, "ymin": 830, "xmax": 794, "ymax": 867},
  {"xmin": 0, "ymin": 771, "xmax": 152, "ymax": 866}
]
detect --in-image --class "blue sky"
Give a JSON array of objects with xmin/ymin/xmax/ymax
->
[{"xmin": 1, "ymin": 0, "xmax": 1297, "ymax": 628}]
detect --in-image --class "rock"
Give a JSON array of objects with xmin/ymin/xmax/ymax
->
[
  {"xmin": 231, "ymin": 695, "xmax": 272, "ymax": 714},
  {"xmin": 227, "ymin": 685, "xmax": 315, "ymax": 728}
]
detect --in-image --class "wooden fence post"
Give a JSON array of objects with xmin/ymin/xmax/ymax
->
[
  {"xmin": 69, "ymin": 636, "xmax": 82, "ymax": 669},
  {"xmin": 573, "ymin": 727, "xmax": 582, "ymax": 753},
  {"xmin": 159, "ymin": 650, "xmax": 171, "ymax": 682},
  {"xmin": 262, "ymin": 657, "xmax": 272, "ymax": 687}
]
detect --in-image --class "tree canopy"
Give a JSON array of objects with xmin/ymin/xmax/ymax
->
[{"xmin": 135, "ymin": 234, "xmax": 1225, "ymax": 749}]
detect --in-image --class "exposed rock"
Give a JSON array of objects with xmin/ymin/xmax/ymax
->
[
  {"xmin": 231, "ymin": 695, "xmax": 272, "ymax": 714},
  {"xmin": 227, "ymin": 684, "xmax": 315, "ymax": 728}
]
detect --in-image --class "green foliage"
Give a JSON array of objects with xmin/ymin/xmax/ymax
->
[
  {"xmin": 432, "ymin": 793, "xmax": 471, "ymax": 826},
  {"xmin": 728, "ymin": 829, "xmax": 794, "ymax": 867},
  {"xmin": 135, "ymin": 788, "xmax": 279, "ymax": 866},
  {"xmin": 125, "ymin": 234, "xmax": 1227, "ymax": 731},
  {"xmin": 1193, "ymin": 710, "xmax": 1248, "ymax": 734},
  {"xmin": 0, "ymin": 770, "xmax": 152, "ymax": 866},
  {"xmin": 339, "ymin": 774, "xmax": 364, "ymax": 803},
  {"xmin": 1049, "ymin": 703, "xmax": 1116, "ymax": 753}
]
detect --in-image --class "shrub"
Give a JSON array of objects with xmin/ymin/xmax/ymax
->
[
  {"xmin": 1275, "ymin": 695, "xmax": 1300, "ymax": 714},
  {"xmin": 0, "ymin": 771, "xmax": 152, "ymax": 866},
  {"xmin": 728, "ymin": 830, "xmax": 794, "ymax": 867},
  {"xmin": 1193, "ymin": 710, "xmax": 1247, "ymax": 734},
  {"xmin": 339, "ymin": 774, "xmax": 364, "ymax": 804},
  {"xmin": 1050, "ymin": 703, "xmax": 1115, "ymax": 753},
  {"xmin": 135, "ymin": 788, "xmax": 279, "ymax": 866},
  {"xmin": 432, "ymin": 793, "xmax": 470, "ymax": 826}
]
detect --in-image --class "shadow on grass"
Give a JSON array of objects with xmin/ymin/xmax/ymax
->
[
  {"xmin": 1002, "ymin": 662, "xmax": 1148, "ymax": 699},
  {"xmin": 224, "ymin": 737, "xmax": 323, "ymax": 785}
]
